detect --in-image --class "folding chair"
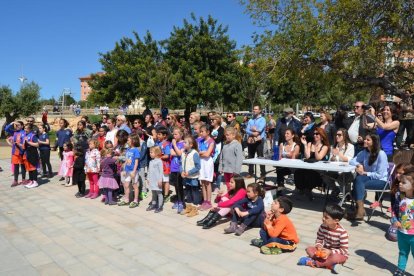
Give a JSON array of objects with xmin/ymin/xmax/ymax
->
[{"xmin": 366, "ymin": 162, "xmax": 395, "ymax": 222}]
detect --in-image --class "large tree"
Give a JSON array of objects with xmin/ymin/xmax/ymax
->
[{"xmin": 241, "ymin": 0, "xmax": 414, "ymax": 107}]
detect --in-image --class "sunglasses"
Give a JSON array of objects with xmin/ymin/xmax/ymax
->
[
  {"xmin": 166, "ymin": 117, "xmax": 171, "ymax": 120},
  {"xmin": 336, "ymin": 133, "xmax": 343, "ymax": 137},
  {"xmin": 313, "ymin": 133, "xmax": 320, "ymax": 136},
  {"xmin": 27, "ymin": 120, "xmax": 34, "ymax": 123},
  {"xmin": 227, "ymin": 116, "xmax": 233, "ymax": 118},
  {"xmin": 354, "ymin": 106, "xmax": 362, "ymax": 109},
  {"xmin": 133, "ymin": 122, "xmax": 139, "ymax": 124}
]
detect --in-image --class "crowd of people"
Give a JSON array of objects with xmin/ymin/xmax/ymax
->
[{"xmin": 3, "ymin": 100, "xmax": 414, "ymax": 275}]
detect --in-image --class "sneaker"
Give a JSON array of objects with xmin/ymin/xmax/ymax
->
[
  {"xmin": 146, "ymin": 204, "xmax": 156, "ymax": 211},
  {"xmin": 129, "ymin": 201, "xmax": 139, "ymax": 208},
  {"xmin": 260, "ymin": 246, "xmax": 272, "ymax": 255},
  {"xmin": 163, "ymin": 194, "xmax": 171, "ymax": 203},
  {"xmin": 270, "ymin": 247, "xmax": 283, "ymax": 255},
  {"xmin": 154, "ymin": 207, "xmax": 163, "ymax": 213},
  {"xmin": 172, "ymin": 202, "xmax": 179, "ymax": 209},
  {"xmin": 117, "ymin": 200, "xmax": 129, "ymax": 206},
  {"xmin": 64, "ymin": 182, "xmax": 72, "ymax": 187},
  {"xmin": 59, "ymin": 177, "xmax": 65, "ymax": 181},
  {"xmin": 177, "ymin": 203, "xmax": 184, "ymax": 214},
  {"xmin": 26, "ymin": 181, "xmax": 39, "ymax": 189},
  {"xmin": 393, "ymin": 268, "xmax": 406, "ymax": 276},
  {"xmin": 139, "ymin": 192, "xmax": 148, "ymax": 200},
  {"xmin": 251, "ymin": 238, "xmax": 263, "ymax": 247},
  {"xmin": 75, "ymin": 192, "xmax": 85, "ymax": 198},
  {"xmin": 297, "ymin": 257, "xmax": 316, "ymax": 267},
  {"xmin": 23, "ymin": 181, "xmax": 33, "ymax": 188},
  {"xmin": 331, "ymin": 264, "xmax": 342, "ymax": 274},
  {"xmin": 21, "ymin": 180, "xmax": 30, "ymax": 185}
]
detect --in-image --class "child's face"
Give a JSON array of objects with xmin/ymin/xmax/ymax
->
[
  {"xmin": 225, "ymin": 132, "xmax": 235, "ymax": 142},
  {"xmin": 184, "ymin": 140, "xmax": 192, "ymax": 150},
  {"xmin": 229, "ymin": 178, "xmax": 236, "ymax": 190},
  {"xmin": 39, "ymin": 126, "xmax": 45, "ymax": 134},
  {"xmin": 59, "ymin": 120, "xmax": 64, "ymax": 128},
  {"xmin": 149, "ymin": 150, "xmax": 156, "ymax": 159},
  {"xmin": 200, "ymin": 129, "xmax": 208, "ymax": 138},
  {"xmin": 157, "ymin": 132, "xmax": 166, "ymax": 141},
  {"xmin": 400, "ymin": 176, "xmax": 413, "ymax": 193},
  {"xmin": 127, "ymin": 137, "xmax": 132, "ymax": 146},
  {"xmin": 105, "ymin": 143, "xmax": 113, "ymax": 149},
  {"xmin": 98, "ymin": 128, "xmax": 105, "ymax": 137},
  {"xmin": 63, "ymin": 144, "xmax": 68, "ymax": 150},
  {"xmin": 322, "ymin": 212, "xmax": 338, "ymax": 229},
  {"xmin": 89, "ymin": 141, "xmax": 95, "ymax": 149},
  {"xmin": 173, "ymin": 130, "xmax": 182, "ymax": 140},
  {"xmin": 396, "ymin": 169, "xmax": 404, "ymax": 181},
  {"xmin": 194, "ymin": 126, "xmax": 200, "ymax": 134},
  {"xmin": 246, "ymin": 187, "xmax": 257, "ymax": 200},
  {"xmin": 92, "ymin": 125, "xmax": 97, "ymax": 131},
  {"xmin": 270, "ymin": 200, "xmax": 283, "ymax": 215}
]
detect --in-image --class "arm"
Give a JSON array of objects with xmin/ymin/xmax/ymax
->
[
  {"xmin": 233, "ymin": 197, "xmax": 248, "ymax": 209},
  {"xmin": 315, "ymin": 145, "xmax": 329, "ymax": 161},
  {"xmin": 265, "ymin": 216, "xmax": 287, "ymax": 238},
  {"xmin": 315, "ymin": 225, "xmax": 325, "ymax": 248},
  {"xmin": 340, "ymin": 144, "xmax": 354, "ymax": 162},
  {"xmin": 234, "ymin": 143, "xmax": 244, "ymax": 174},
  {"xmin": 187, "ymin": 153, "xmax": 201, "ymax": 176},
  {"xmin": 366, "ymin": 151, "xmax": 388, "ymax": 180},
  {"xmin": 218, "ymin": 189, "xmax": 246, "ymax": 208},
  {"xmin": 245, "ymin": 120, "xmax": 253, "ymax": 136},
  {"xmin": 200, "ymin": 140, "xmax": 214, "ymax": 158},
  {"xmin": 331, "ymin": 231, "xmax": 349, "ymax": 256},
  {"xmin": 247, "ymin": 198, "xmax": 264, "ymax": 216},
  {"xmin": 376, "ymin": 119, "xmax": 400, "ymax": 132},
  {"xmin": 304, "ymin": 142, "xmax": 312, "ymax": 159},
  {"xmin": 290, "ymin": 144, "xmax": 300, "ymax": 159},
  {"xmin": 5, "ymin": 123, "xmax": 14, "ymax": 135},
  {"xmin": 349, "ymin": 150, "xmax": 364, "ymax": 166}
]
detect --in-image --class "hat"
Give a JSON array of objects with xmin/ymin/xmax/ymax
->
[{"xmin": 283, "ymin": 107, "xmax": 294, "ymax": 113}]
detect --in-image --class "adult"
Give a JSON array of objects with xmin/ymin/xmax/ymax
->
[
  {"xmin": 54, "ymin": 119, "xmax": 73, "ymax": 160},
  {"xmin": 41, "ymin": 108, "xmax": 50, "ymax": 132},
  {"xmin": 189, "ymin": 112, "xmax": 201, "ymax": 137},
  {"xmin": 80, "ymin": 116, "xmax": 93, "ymax": 130},
  {"xmin": 116, "ymin": 115, "xmax": 131, "ymax": 134},
  {"xmin": 294, "ymin": 127, "xmax": 330, "ymax": 200},
  {"xmin": 26, "ymin": 117, "xmax": 39, "ymax": 135},
  {"xmin": 132, "ymin": 119, "xmax": 144, "ymax": 137},
  {"xmin": 246, "ymin": 105, "xmax": 267, "ymax": 179},
  {"xmin": 143, "ymin": 114, "xmax": 156, "ymax": 141},
  {"xmin": 276, "ymin": 129, "xmax": 301, "ymax": 191},
  {"xmin": 226, "ymin": 112, "xmax": 240, "ymax": 132},
  {"xmin": 266, "ymin": 114, "xmax": 276, "ymax": 149},
  {"xmin": 299, "ymin": 112, "xmax": 316, "ymax": 144},
  {"xmin": 274, "ymin": 107, "xmax": 301, "ymax": 146},
  {"xmin": 207, "ymin": 111, "xmax": 217, "ymax": 127},
  {"xmin": 153, "ymin": 112, "xmax": 166, "ymax": 129},
  {"xmin": 91, "ymin": 123, "xmax": 100, "ymax": 139},
  {"xmin": 317, "ymin": 110, "xmax": 336, "ymax": 146},
  {"xmin": 347, "ymin": 101, "xmax": 375, "ymax": 156},
  {"xmin": 348, "ymin": 133, "xmax": 388, "ymax": 221},
  {"xmin": 72, "ymin": 121, "xmax": 92, "ymax": 151},
  {"xmin": 166, "ymin": 114, "xmax": 180, "ymax": 135},
  {"xmin": 396, "ymin": 90, "xmax": 414, "ymax": 147},
  {"xmin": 105, "ymin": 118, "xmax": 118, "ymax": 146},
  {"xmin": 101, "ymin": 114, "xmax": 109, "ymax": 127}
]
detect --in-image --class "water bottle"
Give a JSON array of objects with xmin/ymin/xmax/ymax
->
[{"xmin": 272, "ymin": 144, "xmax": 279, "ymax": 160}]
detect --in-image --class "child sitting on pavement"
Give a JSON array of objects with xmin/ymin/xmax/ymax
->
[
  {"xmin": 251, "ymin": 196, "xmax": 299, "ymax": 255},
  {"xmin": 298, "ymin": 204, "xmax": 348, "ymax": 274}
]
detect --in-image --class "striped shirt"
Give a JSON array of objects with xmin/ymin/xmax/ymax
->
[{"xmin": 315, "ymin": 223, "xmax": 349, "ymax": 256}]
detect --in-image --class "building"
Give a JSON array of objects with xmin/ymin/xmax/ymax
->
[{"xmin": 79, "ymin": 72, "xmax": 104, "ymax": 101}]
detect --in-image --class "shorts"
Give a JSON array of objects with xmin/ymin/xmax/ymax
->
[
  {"xmin": 121, "ymin": 171, "xmax": 139, "ymax": 184},
  {"xmin": 12, "ymin": 154, "xmax": 23, "ymax": 165},
  {"xmin": 163, "ymin": 174, "xmax": 170, "ymax": 182},
  {"xmin": 199, "ymin": 158, "xmax": 214, "ymax": 182}
]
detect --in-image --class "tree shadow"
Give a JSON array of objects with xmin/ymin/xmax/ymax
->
[{"xmin": 355, "ymin": 249, "xmax": 413, "ymax": 275}]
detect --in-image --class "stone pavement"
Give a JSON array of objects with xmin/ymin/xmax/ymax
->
[{"xmin": 0, "ymin": 148, "xmax": 413, "ymax": 275}]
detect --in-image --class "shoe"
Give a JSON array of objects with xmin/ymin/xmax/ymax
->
[
  {"xmin": 197, "ymin": 210, "xmax": 215, "ymax": 226},
  {"xmin": 117, "ymin": 200, "xmax": 129, "ymax": 206},
  {"xmin": 89, "ymin": 193, "xmax": 99, "ymax": 199},
  {"xmin": 154, "ymin": 207, "xmax": 163, "ymax": 213},
  {"xmin": 108, "ymin": 201, "xmax": 117, "ymax": 206},
  {"xmin": 172, "ymin": 202, "xmax": 179, "ymax": 209},
  {"xmin": 163, "ymin": 194, "xmax": 171, "ymax": 203},
  {"xmin": 202, "ymin": 212, "xmax": 222, "ymax": 229},
  {"xmin": 224, "ymin": 222, "xmax": 238, "ymax": 234},
  {"xmin": 270, "ymin": 247, "xmax": 283, "ymax": 255},
  {"xmin": 41, "ymin": 174, "xmax": 48, "ymax": 178},
  {"xmin": 181, "ymin": 204, "xmax": 194, "ymax": 215},
  {"xmin": 75, "ymin": 192, "xmax": 85, "ymax": 198},
  {"xmin": 11, "ymin": 181, "xmax": 19, "ymax": 187},
  {"xmin": 186, "ymin": 207, "xmax": 199, "ymax": 217},
  {"xmin": 251, "ymin": 238, "xmax": 264, "ymax": 247},
  {"xmin": 177, "ymin": 202, "xmax": 184, "ymax": 214},
  {"xmin": 101, "ymin": 196, "xmax": 106, "ymax": 202},
  {"xmin": 84, "ymin": 193, "xmax": 92, "ymax": 198},
  {"xmin": 0, "ymin": 167, "xmax": 3, "ymax": 172},
  {"xmin": 59, "ymin": 177, "xmax": 65, "ymax": 181},
  {"xmin": 393, "ymin": 268, "xmax": 406, "ymax": 276},
  {"xmin": 331, "ymin": 264, "xmax": 342, "ymax": 274},
  {"xmin": 235, "ymin": 223, "xmax": 247, "ymax": 236},
  {"xmin": 198, "ymin": 201, "xmax": 212, "ymax": 211},
  {"xmin": 139, "ymin": 192, "xmax": 148, "ymax": 200},
  {"xmin": 146, "ymin": 204, "xmax": 156, "ymax": 211},
  {"xmin": 26, "ymin": 181, "xmax": 39, "ymax": 189},
  {"xmin": 129, "ymin": 201, "xmax": 139, "ymax": 208},
  {"xmin": 48, "ymin": 174, "xmax": 54, "ymax": 178},
  {"xmin": 370, "ymin": 201, "xmax": 382, "ymax": 209},
  {"xmin": 64, "ymin": 183, "xmax": 72, "ymax": 187},
  {"xmin": 297, "ymin": 257, "xmax": 316, "ymax": 267},
  {"xmin": 260, "ymin": 246, "xmax": 272, "ymax": 255},
  {"xmin": 23, "ymin": 181, "xmax": 33, "ymax": 188},
  {"xmin": 22, "ymin": 179, "xmax": 30, "ymax": 185}
]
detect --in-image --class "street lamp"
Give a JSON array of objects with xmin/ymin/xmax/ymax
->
[{"xmin": 61, "ymin": 88, "xmax": 71, "ymax": 113}]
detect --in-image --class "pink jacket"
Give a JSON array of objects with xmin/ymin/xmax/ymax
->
[{"xmin": 217, "ymin": 188, "xmax": 247, "ymax": 208}]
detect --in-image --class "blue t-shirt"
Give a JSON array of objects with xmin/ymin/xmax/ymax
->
[
  {"xmin": 124, "ymin": 147, "xmax": 140, "ymax": 172},
  {"xmin": 38, "ymin": 133, "xmax": 50, "ymax": 150},
  {"xmin": 56, "ymin": 129, "xmax": 73, "ymax": 147}
]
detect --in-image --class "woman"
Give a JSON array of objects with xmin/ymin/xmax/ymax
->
[
  {"xmin": 294, "ymin": 127, "xmax": 330, "ymax": 200},
  {"xmin": 72, "ymin": 121, "xmax": 92, "ymax": 151},
  {"xmin": 105, "ymin": 118, "xmax": 118, "ymax": 147},
  {"xmin": 317, "ymin": 111, "xmax": 336, "ymax": 145},
  {"xmin": 373, "ymin": 104, "xmax": 399, "ymax": 161},
  {"xmin": 189, "ymin": 112, "xmax": 200, "ymax": 137},
  {"xmin": 132, "ymin": 119, "xmax": 144, "ymax": 138},
  {"xmin": 91, "ymin": 123, "xmax": 100, "ymax": 139},
  {"xmin": 143, "ymin": 114, "xmax": 156, "ymax": 141},
  {"xmin": 300, "ymin": 112, "xmax": 316, "ymax": 143},
  {"xmin": 166, "ymin": 114, "xmax": 180, "ymax": 135},
  {"xmin": 348, "ymin": 133, "xmax": 388, "ymax": 221},
  {"xmin": 276, "ymin": 129, "xmax": 301, "ymax": 191}
]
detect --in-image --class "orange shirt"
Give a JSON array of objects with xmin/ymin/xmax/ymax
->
[{"xmin": 264, "ymin": 214, "xmax": 299, "ymax": 244}]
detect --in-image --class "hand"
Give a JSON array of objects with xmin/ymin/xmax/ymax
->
[
  {"xmin": 393, "ymin": 221, "xmax": 402, "ymax": 229},
  {"xmin": 370, "ymin": 107, "xmax": 376, "ymax": 116},
  {"xmin": 130, "ymin": 172, "xmax": 135, "ymax": 179},
  {"xmin": 321, "ymin": 248, "xmax": 332, "ymax": 259},
  {"xmin": 356, "ymin": 165, "xmax": 365, "ymax": 175},
  {"xmin": 301, "ymin": 136, "xmax": 307, "ymax": 145},
  {"xmin": 217, "ymin": 190, "xmax": 224, "ymax": 196},
  {"xmin": 172, "ymin": 139, "xmax": 176, "ymax": 145},
  {"xmin": 332, "ymin": 148, "xmax": 339, "ymax": 156},
  {"xmin": 315, "ymin": 244, "xmax": 323, "ymax": 250},
  {"xmin": 357, "ymin": 136, "xmax": 363, "ymax": 143}
]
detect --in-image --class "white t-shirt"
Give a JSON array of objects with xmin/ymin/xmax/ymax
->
[{"xmin": 348, "ymin": 116, "xmax": 360, "ymax": 143}]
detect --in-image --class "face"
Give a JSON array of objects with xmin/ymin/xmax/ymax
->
[
  {"xmin": 225, "ymin": 131, "xmax": 235, "ymax": 142},
  {"xmin": 229, "ymin": 177, "xmax": 236, "ymax": 190},
  {"xmin": 354, "ymin": 102, "xmax": 363, "ymax": 115},
  {"xmin": 149, "ymin": 150, "xmax": 156, "ymax": 159},
  {"xmin": 194, "ymin": 125, "xmax": 200, "ymax": 135},
  {"xmin": 335, "ymin": 131, "xmax": 344, "ymax": 142},
  {"xmin": 200, "ymin": 129, "xmax": 208, "ymax": 138},
  {"xmin": 313, "ymin": 131, "xmax": 321, "ymax": 141},
  {"xmin": 157, "ymin": 132, "xmax": 166, "ymax": 141},
  {"xmin": 400, "ymin": 176, "xmax": 414, "ymax": 194},
  {"xmin": 173, "ymin": 130, "xmax": 182, "ymax": 140},
  {"xmin": 270, "ymin": 200, "xmax": 283, "ymax": 214},
  {"xmin": 98, "ymin": 128, "xmax": 105, "ymax": 136},
  {"xmin": 107, "ymin": 120, "xmax": 113, "ymax": 129},
  {"xmin": 303, "ymin": 116, "xmax": 311, "ymax": 124},
  {"xmin": 102, "ymin": 116, "xmax": 108, "ymax": 122},
  {"xmin": 77, "ymin": 123, "xmax": 84, "ymax": 130},
  {"xmin": 184, "ymin": 139, "xmax": 192, "ymax": 150},
  {"xmin": 285, "ymin": 130, "xmax": 293, "ymax": 141},
  {"xmin": 14, "ymin": 123, "xmax": 22, "ymax": 130},
  {"xmin": 363, "ymin": 135, "xmax": 373, "ymax": 149},
  {"xmin": 24, "ymin": 126, "xmax": 31, "ymax": 133},
  {"xmin": 63, "ymin": 144, "xmax": 68, "ymax": 150},
  {"xmin": 145, "ymin": 115, "xmax": 151, "ymax": 123},
  {"xmin": 382, "ymin": 106, "xmax": 391, "ymax": 119},
  {"xmin": 246, "ymin": 186, "xmax": 257, "ymax": 199},
  {"xmin": 39, "ymin": 126, "xmax": 45, "ymax": 133},
  {"xmin": 396, "ymin": 168, "xmax": 405, "ymax": 181},
  {"xmin": 253, "ymin": 106, "xmax": 261, "ymax": 116},
  {"xmin": 105, "ymin": 142, "xmax": 113, "ymax": 149},
  {"xmin": 189, "ymin": 115, "xmax": 195, "ymax": 124},
  {"xmin": 211, "ymin": 118, "xmax": 218, "ymax": 126},
  {"xmin": 322, "ymin": 212, "xmax": 338, "ymax": 229},
  {"xmin": 320, "ymin": 113, "xmax": 326, "ymax": 122},
  {"xmin": 166, "ymin": 116, "xmax": 172, "ymax": 124},
  {"xmin": 116, "ymin": 118, "xmax": 123, "ymax": 126},
  {"xmin": 59, "ymin": 120, "xmax": 65, "ymax": 128},
  {"xmin": 92, "ymin": 125, "xmax": 97, "ymax": 131},
  {"xmin": 133, "ymin": 120, "xmax": 140, "ymax": 128},
  {"xmin": 153, "ymin": 114, "xmax": 160, "ymax": 121},
  {"xmin": 26, "ymin": 118, "xmax": 34, "ymax": 124},
  {"xmin": 227, "ymin": 114, "xmax": 234, "ymax": 122}
]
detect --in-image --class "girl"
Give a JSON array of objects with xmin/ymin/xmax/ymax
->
[
  {"xmin": 170, "ymin": 127, "xmax": 185, "ymax": 213},
  {"xmin": 73, "ymin": 145, "xmax": 86, "ymax": 198},
  {"xmin": 98, "ymin": 148, "xmax": 118, "ymax": 205},
  {"xmin": 5, "ymin": 121, "xmax": 26, "ymax": 186},
  {"xmin": 84, "ymin": 139, "xmax": 101, "ymax": 199},
  {"xmin": 38, "ymin": 124, "xmax": 53, "ymax": 178},
  {"xmin": 390, "ymin": 164, "xmax": 414, "ymax": 215},
  {"xmin": 276, "ymin": 129, "xmax": 300, "ymax": 190},
  {"xmin": 135, "ymin": 130, "xmax": 148, "ymax": 200},
  {"xmin": 55, "ymin": 118, "xmax": 72, "ymax": 162},
  {"xmin": 180, "ymin": 136, "xmax": 201, "ymax": 217},
  {"xmin": 198, "ymin": 125, "xmax": 216, "ymax": 211},
  {"xmin": 146, "ymin": 146, "xmax": 164, "ymax": 213},
  {"xmin": 22, "ymin": 124, "xmax": 40, "ymax": 188},
  {"xmin": 219, "ymin": 127, "xmax": 243, "ymax": 190},
  {"xmin": 210, "ymin": 115, "xmax": 225, "ymax": 190},
  {"xmin": 224, "ymin": 182, "xmax": 265, "ymax": 236},
  {"xmin": 58, "ymin": 142, "xmax": 74, "ymax": 186},
  {"xmin": 392, "ymin": 171, "xmax": 414, "ymax": 275},
  {"xmin": 197, "ymin": 175, "xmax": 247, "ymax": 229}
]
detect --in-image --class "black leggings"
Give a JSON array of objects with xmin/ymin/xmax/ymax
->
[
  {"xmin": 170, "ymin": 172, "xmax": 184, "ymax": 203},
  {"xmin": 28, "ymin": 170, "xmax": 38, "ymax": 182},
  {"xmin": 13, "ymin": 164, "xmax": 26, "ymax": 182},
  {"xmin": 40, "ymin": 149, "xmax": 53, "ymax": 175},
  {"xmin": 78, "ymin": 180, "xmax": 85, "ymax": 194},
  {"xmin": 58, "ymin": 147, "xmax": 64, "ymax": 160}
]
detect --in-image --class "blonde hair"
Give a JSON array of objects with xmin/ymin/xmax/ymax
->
[
  {"xmin": 150, "ymin": 146, "xmax": 162, "ymax": 157},
  {"xmin": 321, "ymin": 110, "xmax": 332, "ymax": 122},
  {"xmin": 101, "ymin": 148, "xmax": 113, "ymax": 157},
  {"xmin": 225, "ymin": 127, "xmax": 242, "ymax": 143},
  {"xmin": 213, "ymin": 114, "xmax": 222, "ymax": 125},
  {"xmin": 173, "ymin": 127, "xmax": 184, "ymax": 137},
  {"xmin": 88, "ymin": 138, "xmax": 100, "ymax": 149},
  {"xmin": 190, "ymin": 112, "xmax": 200, "ymax": 122}
]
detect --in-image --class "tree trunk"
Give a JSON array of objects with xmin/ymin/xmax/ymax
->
[
  {"xmin": 184, "ymin": 104, "xmax": 197, "ymax": 121},
  {"xmin": 1, "ymin": 112, "xmax": 18, "ymax": 138}
]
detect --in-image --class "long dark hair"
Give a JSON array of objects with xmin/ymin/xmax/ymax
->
[
  {"xmin": 366, "ymin": 133, "xmax": 381, "ymax": 166},
  {"xmin": 334, "ymin": 128, "xmax": 351, "ymax": 153},
  {"xmin": 228, "ymin": 175, "xmax": 246, "ymax": 197},
  {"xmin": 247, "ymin": 182, "xmax": 265, "ymax": 198}
]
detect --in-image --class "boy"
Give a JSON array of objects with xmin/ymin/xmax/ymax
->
[
  {"xmin": 298, "ymin": 204, "xmax": 348, "ymax": 274},
  {"xmin": 251, "ymin": 196, "xmax": 299, "ymax": 254},
  {"xmin": 156, "ymin": 127, "xmax": 172, "ymax": 202}
]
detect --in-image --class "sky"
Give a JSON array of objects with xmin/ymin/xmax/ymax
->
[{"xmin": 0, "ymin": 0, "xmax": 261, "ymax": 101}]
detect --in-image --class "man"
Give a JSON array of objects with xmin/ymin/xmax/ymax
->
[
  {"xmin": 153, "ymin": 112, "xmax": 166, "ymax": 129},
  {"xmin": 101, "ymin": 114, "xmax": 109, "ymax": 127},
  {"xmin": 396, "ymin": 90, "xmax": 414, "ymax": 147},
  {"xmin": 26, "ymin": 117, "xmax": 39, "ymax": 135},
  {"xmin": 347, "ymin": 101, "xmax": 375, "ymax": 155},
  {"xmin": 273, "ymin": 107, "xmax": 301, "ymax": 146},
  {"xmin": 226, "ymin": 112, "xmax": 240, "ymax": 132},
  {"xmin": 246, "ymin": 105, "xmax": 267, "ymax": 179},
  {"xmin": 116, "ymin": 115, "xmax": 131, "ymax": 134}
]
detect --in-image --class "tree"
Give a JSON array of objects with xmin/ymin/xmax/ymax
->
[
  {"xmin": 241, "ymin": 0, "xmax": 414, "ymax": 107},
  {"xmin": 0, "ymin": 82, "xmax": 42, "ymax": 137},
  {"xmin": 58, "ymin": 94, "xmax": 76, "ymax": 106}
]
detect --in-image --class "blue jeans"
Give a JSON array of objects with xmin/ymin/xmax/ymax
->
[
  {"xmin": 398, "ymin": 231, "xmax": 414, "ymax": 270},
  {"xmin": 352, "ymin": 175, "xmax": 386, "ymax": 201},
  {"xmin": 259, "ymin": 229, "xmax": 292, "ymax": 245}
]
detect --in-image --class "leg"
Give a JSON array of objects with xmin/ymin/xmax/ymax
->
[
  {"xmin": 259, "ymin": 228, "xmax": 270, "ymax": 245},
  {"xmin": 175, "ymin": 173, "xmax": 184, "ymax": 204},
  {"xmin": 44, "ymin": 150, "xmax": 53, "ymax": 175},
  {"xmin": 256, "ymin": 140, "xmax": 266, "ymax": 177},
  {"xmin": 40, "ymin": 150, "xmax": 47, "ymax": 175},
  {"xmin": 151, "ymin": 191, "xmax": 158, "ymax": 206},
  {"xmin": 163, "ymin": 181, "xmax": 170, "ymax": 197},
  {"xmin": 58, "ymin": 147, "xmax": 64, "ymax": 160},
  {"xmin": 397, "ymin": 231, "xmax": 411, "ymax": 271},
  {"xmin": 157, "ymin": 191, "xmax": 164, "ymax": 209},
  {"xmin": 247, "ymin": 144, "xmax": 256, "ymax": 175},
  {"xmin": 201, "ymin": 181, "xmax": 207, "ymax": 202},
  {"xmin": 14, "ymin": 164, "xmax": 19, "ymax": 182},
  {"xmin": 314, "ymin": 254, "xmax": 347, "ymax": 268},
  {"xmin": 191, "ymin": 185, "xmax": 201, "ymax": 205},
  {"xmin": 123, "ymin": 182, "xmax": 130, "ymax": 203},
  {"xmin": 205, "ymin": 181, "xmax": 212, "ymax": 203},
  {"xmin": 132, "ymin": 183, "xmax": 139, "ymax": 202},
  {"xmin": 20, "ymin": 164, "xmax": 26, "ymax": 180}
]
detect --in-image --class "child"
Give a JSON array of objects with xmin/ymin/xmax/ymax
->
[
  {"xmin": 224, "ymin": 182, "xmax": 265, "ymax": 236},
  {"xmin": 198, "ymin": 125, "xmax": 215, "ymax": 211},
  {"xmin": 38, "ymin": 124, "xmax": 53, "ymax": 178},
  {"xmin": 84, "ymin": 139, "xmax": 101, "ymax": 199},
  {"xmin": 298, "ymin": 204, "xmax": 348, "ymax": 273},
  {"xmin": 156, "ymin": 127, "xmax": 172, "ymax": 203},
  {"xmin": 219, "ymin": 127, "xmax": 243, "ymax": 190},
  {"xmin": 390, "ymin": 163, "xmax": 414, "ymax": 216},
  {"xmin": 58, "ymin": 142, "xmax": 74, "ymax": 186},
  {"xmin": 73, "ymin": 145, "xmax": 86, "ymax": 198},
  {"xmin": 180, "ymin": 136, "xmax": 201, "ymax": 217},
  {"xmin": 98, "ymin": 148, "xmax": 118, "ymax": 205},
  {"xmin": 392, "ymin": 171, "xmax": 414, "ymax": 275},
  {"xmin": 5, "ymin": 121, "xmax": 27, "ymax": 186},
  {"xmin": 170, "ymin": 127, "xmax": 185, "ymax": 213},
  {"xmin": 22, "ymin": 124, "xmax": 40, "ymax": 188},
  {"xmin": 197, "ymin": 174, "xmax": 246, "ymax": 229},
  {"xmin": 146, "ymin": 146, "xmax": 164, "ymax": 213},
  {"xmin": 251, "ymin": 196, "xmax": 299, "ymax": 255},
  {"xmin": 136, "ymin": 130, "xmax": 148, "ymax": 200},
  {"xmin": 55, "ymin": 118, "xmax": 73, "ymax": 163},
  {"xmin": 118, "ymin": 135, "xmax": 140, "ymax": 208},
  {"xmin": 97, "ymin": 126, "xmax": 107, "ymax": 151}
]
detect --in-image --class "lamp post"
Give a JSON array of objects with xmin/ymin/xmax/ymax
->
[{"xmin": 61, "ymin": 88, "xmax": 71, "ymax": 113}]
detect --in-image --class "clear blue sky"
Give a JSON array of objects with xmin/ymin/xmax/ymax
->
[{"xmin": 0, "ymin": 0, "xmax": 260, "ymax": 101}]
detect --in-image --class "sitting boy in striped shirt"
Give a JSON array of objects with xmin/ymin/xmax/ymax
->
[{"xmin": 298, "ymin": 204, "xmax": 348, "ymax": 274}]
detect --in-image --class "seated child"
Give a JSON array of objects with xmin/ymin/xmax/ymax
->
[
  {"xmin": 251, "ymin": 196, "xmax": 299, "ymax": 255},
  {"xmin": 298, "ymin": 204, "xmax": 348, "ymax": 273}
]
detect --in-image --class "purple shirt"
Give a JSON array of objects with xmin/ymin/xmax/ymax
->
[
  {"xmin": 100, "ymin": 157, "xmax": 117, "ymax": 178},
  {"xmin": 170, "ymin": 140, "xmax": 185, "ymax": 172}
]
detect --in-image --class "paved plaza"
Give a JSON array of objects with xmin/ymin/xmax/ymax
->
[{"xmin": 0, "ymin": 146, "xmax": 412, "ymax": 275}]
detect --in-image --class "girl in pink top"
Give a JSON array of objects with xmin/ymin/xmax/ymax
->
[
  {"xmin": 58, "ymin": 142, "xmax": 74, "ymax": 186},
  {"xmin": 196, "ymin": 175, "xmax": 247, "ymax": 229}
]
